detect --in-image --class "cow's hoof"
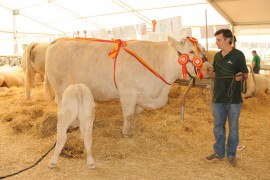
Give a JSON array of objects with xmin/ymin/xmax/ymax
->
[
  {"xmin": 48, "ymin": 163, "xmax": 57, "ymax": 169},
  {"xmin": 121, "ymin": 133, "xmax": 133, "ymax": 138},
  {"xmin": 88, "ymin": 163, "xmax": 96, "ymax": 169}
]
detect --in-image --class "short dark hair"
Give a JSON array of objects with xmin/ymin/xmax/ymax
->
[
  {"xmin": 214, "ymin": 29, "xmax": 234, "ymax": 45},
  {"xmin": 252, "ymin": 50, "xmax": 257, "ymax": 53}
]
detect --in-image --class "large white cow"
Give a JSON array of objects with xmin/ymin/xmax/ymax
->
[
  {"xmin": 45, "ymin": 37, "xmax": 209, "ymax": 137},
  {"xmin": 21, "ymin": 42, "xmax": 49, "ymax": 100},
  {"xmin": 242, "ymin": 73, "xmax": 270, "ymax": 98},
  {"xmin": 49, "ymin": 84, "xmax": 95, "ymax": 169}
]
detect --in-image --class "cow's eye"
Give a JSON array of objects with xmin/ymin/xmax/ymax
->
[{"xmin": 190, "ymin": 50, "xmax": 195, "ymax": 54}]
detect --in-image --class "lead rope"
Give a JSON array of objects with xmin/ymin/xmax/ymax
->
[
  {"xmin": 227, "ymin": 74, "xmax": 247, "ymax": 99},
  {"xmin": 0, "ymin": 142, "xmax": 56, "ymax": 179},
  {"xmin": 214, "ymin": 74, "xmax": 247, "ymax": 125}
]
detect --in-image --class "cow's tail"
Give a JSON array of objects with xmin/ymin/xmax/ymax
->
[
  {"xmin": 44, "ymin": 71, "xmax": 55, "ymax": 102},
  {"xmin": 24, "ymin": 43, "xmax": 37, "ymax": 100}
]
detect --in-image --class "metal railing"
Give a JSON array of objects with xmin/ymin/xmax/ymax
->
[{"xmin": 0, "ymin": 56, "xmax": 21, "ymax": 66}]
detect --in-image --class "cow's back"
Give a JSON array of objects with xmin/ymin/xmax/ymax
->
[{"xmin": 46, "ymin": 40, "xmax": 119, "ymax": 101}]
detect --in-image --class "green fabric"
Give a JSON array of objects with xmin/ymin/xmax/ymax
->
[
  {"xmin": 252, "ymin": 54, "xmax": 261, "ymax": 67},
  {"xmin": 212, "ymin": 48, "xmax": 249, "ymax": 103},
  {"xmin": 22, "ymin": 44, "xmax": 28, "ymax": 50}
]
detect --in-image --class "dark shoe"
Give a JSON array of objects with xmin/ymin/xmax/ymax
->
[
  {"xmin": 206, "ymin": 153, "xmax": 222, "ymax": 160},
  {"xmin": 227, "ymin": 157, "xmax": 236, "ymax": 167}
]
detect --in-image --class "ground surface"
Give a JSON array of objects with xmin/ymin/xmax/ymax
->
[{"xmin": 0, "ymin": 84, "xmax": 270, "ymax": 180}]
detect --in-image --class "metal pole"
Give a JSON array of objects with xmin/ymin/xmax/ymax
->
[
  {"xmin": 232, "ymin": 24, "xmax": 236, "ymax": 47},
  {"xmin": 205, "ymin": 9, "xmax": 208, "ymax": 54},
  {"xmin": 180, "ymin": 78, "xmax": 194, "ymax": 121},
  {"xmin": 13, "ymin": 9, "xmax": 19, "ymax": 57}
]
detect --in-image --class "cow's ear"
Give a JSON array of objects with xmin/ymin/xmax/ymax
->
[
  {"xmin": 180, "ymin": 39, "xmax": 186, "ymax": 45},
  {"xmin": 167, "ymin": 36, "xmax": 181, "ymax": 50}
]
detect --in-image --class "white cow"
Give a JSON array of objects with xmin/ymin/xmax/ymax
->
[
  {"xmin": 48, "ymin": 84, "xmax": 95, "ymax": 169},
  {"xmin": 242, "ymin": 73, "xmax": 270, "ymax": 98},
  {"xmin": 0, "ymin": 65, "xmax": 24, "ymax": 88},
  {"xmin": 21, "ymin": 42, "xmax": 49, "ymax": 100},
  {"xmin": 45, "ymin": 36, "xmax": 209, "ymax": 137}
]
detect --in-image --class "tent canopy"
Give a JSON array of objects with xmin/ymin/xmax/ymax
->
[
  {"xmin": 1, "ymin": 0, "xmax": 270, "ymax": 57},
  {"xmin": 207, "ymin": 0, "xmax": 270, "ymax": 26},
  {"xmin": 0, "ymin": 0, "xmax": 228, "ymax": 35},
  {"xmin": 207, "ymin": 0, "xmax": 270, "ymax": 35}
]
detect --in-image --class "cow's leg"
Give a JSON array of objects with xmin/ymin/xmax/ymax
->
[
  {"xmin": 135, "ymin": 105, "xmax": 144, "ymax": 115},
  {"xmin": 53, "ymin": 84, "xmax": 66, "ymax": 104},
  {"xmin": 53, "ymin": 85, "xmax": 67, "ymax": 104},
  {"xmin": 266, "ymin": 85, "xmax": 270, "ymax": 94},
  {"xmin": 79, "ymin": 108, "xmax": 95, "ymax": 169},
  {"xmin": 122, "ymin": 114, "xmax": 135, "ymax": 138},
  {"xmin": 119, "ymin": 91, "xmax": 137, "ymax": 138},
  {"xmin": 48, "ymin": 109, "xmax": 75, "ymax": 168}
]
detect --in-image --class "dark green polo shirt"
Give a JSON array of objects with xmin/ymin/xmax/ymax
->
[
  {"xmin": 213, "ymin": 48, "xmax": 248, "ymax": 103},
  {"xmin": 252, "ymin": 54, "xmax": 261, "ymax": 68}
]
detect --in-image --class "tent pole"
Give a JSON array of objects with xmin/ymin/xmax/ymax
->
[
  {"xmin": 13, "ymin": 9, "xmax": 19, "ymax": 57},
  {"xmin": 232, "ymin": 24, "xmax": 236, "ymax": 47},
  {"xmin": 205, "ymin": 9, "xmax": 208, "ymax": 54},
  {"xmin": 205, "ymin": 9, "xmax": 213, "ymax": 111}
]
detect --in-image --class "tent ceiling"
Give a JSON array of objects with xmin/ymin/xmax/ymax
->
[
  {"xmin": 207, "ymin": 0, "xmax": 270, "ymax": 26},
  {"xmin": 0, "ymin": 0, "xmax": 228, "ymax": 35}
]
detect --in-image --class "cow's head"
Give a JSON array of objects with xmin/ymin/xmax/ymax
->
[{"xmin": 168, "ymin": 36, "xmax": 209, "ymax": 79}]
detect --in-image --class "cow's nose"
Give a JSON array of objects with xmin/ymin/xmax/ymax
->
[{"xmin": 202, "ymin": 55, "xmax": 208, "ymax": 62}]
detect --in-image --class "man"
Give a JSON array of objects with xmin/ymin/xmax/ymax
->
[
  {"xmin": 251, "ymin": 50, "xmax": 261, "ymax": 74},
  {"xmin": 206, "ymin": 29, "xmax": 248, "ymax": 167}
]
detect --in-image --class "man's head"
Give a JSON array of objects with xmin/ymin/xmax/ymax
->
[
  {"xmin": 252, "ymin": 50, "xmax": 257, "ymax": 56},
  {"xmin": 214, "ymin": 29, "xmax": 234, "ymax": 49}
]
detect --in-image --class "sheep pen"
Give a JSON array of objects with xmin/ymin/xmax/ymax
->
[{"xmin": 0, "ymin": 83, "xmax": 269, "ymax": 179}]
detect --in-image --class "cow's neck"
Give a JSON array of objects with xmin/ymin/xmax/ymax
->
[{"xmin": 161, "ymin": 47, "xmax": 182, "ymax": 84}]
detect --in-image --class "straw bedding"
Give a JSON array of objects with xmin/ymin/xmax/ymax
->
[{"xmin": 0, "ymin": 83, "xmax": 269, "ymax": 179}]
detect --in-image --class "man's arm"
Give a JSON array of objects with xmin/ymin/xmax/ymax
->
[{"xmin": 252, "ymin": 61, "xmax": 256, "ymax": 68}]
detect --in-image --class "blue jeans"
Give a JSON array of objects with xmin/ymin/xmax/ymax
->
[{"xmin": 212, "ymin": 103, "xmax": 242, "ymax": 158}]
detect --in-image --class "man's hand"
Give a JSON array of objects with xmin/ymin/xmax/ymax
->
[
  {"xmin": 207, "ymin": 67, "xmax": 215, "ymax": 78},
  {"xmin": 235, "ymin": 72, "xmax": 244, "ymax": 81}
]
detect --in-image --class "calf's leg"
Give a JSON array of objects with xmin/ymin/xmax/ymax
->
[
  {"xmin": 48, "ymin": 110, "xmax": 75, "ymax": 168},
  {"xmin": 79, "ymin": 108, "xmax": 95, "ymax": 169}
]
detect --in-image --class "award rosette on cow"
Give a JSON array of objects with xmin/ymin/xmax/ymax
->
[
  {"xmin": 177, "ymin": 37, "xmax": 204, "ymax": 79},
  {"xmin": 178, "ymin": 54, "xmax": 189, "ymax": 79},
  {"xmin": 192, "ymin": 56, "xmax": 203, "ymax": 79}
]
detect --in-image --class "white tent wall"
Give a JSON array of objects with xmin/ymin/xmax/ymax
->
[
  {"xmin": 0, "ymin": 5, "xmax": 13, "ymax": 32},
  {"xmin": 0, "ymin": 33, "xmax": 14, "ymax": 55}
]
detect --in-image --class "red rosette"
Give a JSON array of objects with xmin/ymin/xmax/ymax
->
[{"xmin": 178, "ymin": 54, "xmax": 189, "ymax": 79}]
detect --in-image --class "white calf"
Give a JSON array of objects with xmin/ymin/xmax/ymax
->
[{"xmin": 48, "ymin": 84, "xmax": 95, "ymax": 169}]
